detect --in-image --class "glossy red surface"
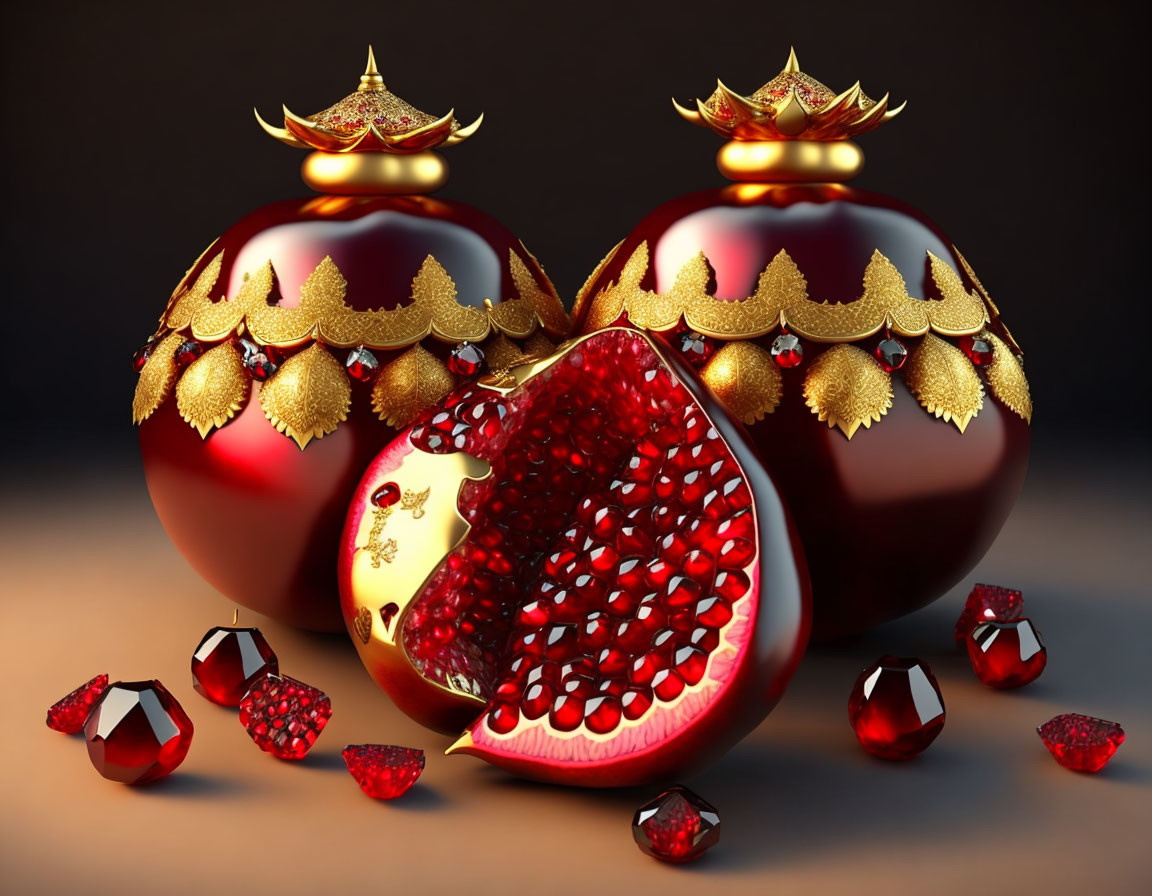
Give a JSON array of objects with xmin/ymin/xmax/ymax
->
[
  {"xmin": 140, "ymin": 195, "xmax": 553, "ymax": 631},
  {"xmin": 848, "ymin": 656, "xmax": 945, "ymax": 760},
  {"xmin": 1037, "ymin": 714, "xmax": 1125, "ymax": 773},
  {"xmin": 190, "ymin": 625, "xmax": 279, "ymax": 706},
  {"xmin": 238, "ymin": 673, "xmax": 331, "ymax": 760},
  {"xmin": 966, "ymin": 618, "xmax": 1047, "ymax": 689},
  {"xmin": 83, "ymin": 680, "xmax": 194, "ymax": 784},
  {"xmin": 45, "ymin": 674, "xmax": 109, "ymax": 734},
  {"xmin": 575, "ymin": 185, "xmax": 1031, "ymax": 640}
]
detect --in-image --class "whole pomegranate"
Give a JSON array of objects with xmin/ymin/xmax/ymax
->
[
  {"xmin": 572, "ymin": 51, "xmax": 1031, "ymax": 640},
  {"xmin": 340, "ymin": 328, "xmax": 810, "ymax": 786},
  {"xmin": 134, "ymin": 52, "xmax": 569, "ymax": 630}
]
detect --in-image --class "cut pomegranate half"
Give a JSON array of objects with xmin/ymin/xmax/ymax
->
[{"xmin": 339, "ymin": 329, "xmax": 810, "ymax": 786}]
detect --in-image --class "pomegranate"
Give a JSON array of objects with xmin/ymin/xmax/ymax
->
[{"xmin": 339, "ymin": 329, "xmax": 810, "ymax": 786}]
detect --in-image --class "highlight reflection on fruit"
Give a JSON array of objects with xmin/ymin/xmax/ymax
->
[
  {"xmin": 573, "ymin": 49, "xmax": 1032, "ymax": 640},
  {"xmin": 339, "ymin": 328, "xmax": 810, "ymax": 786},
  {"xmin": 134, "ymin": 50, "xmax": 569, "ymax": 631}
]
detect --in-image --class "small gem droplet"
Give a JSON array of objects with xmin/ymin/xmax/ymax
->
[
  {"xmin": 959, "ymin": 334, "xmax": 993, "ymax": 366},
  {"xmin": 770, "ymin": 333, "xmax": 803, "ymax": 368},
  {"xmin": 448, "ymin": 341, "xmax": 486, "ymax": 377},
  {"xmin": 875, "ymin": 337, "xmax": 908, "ymax": 371}
]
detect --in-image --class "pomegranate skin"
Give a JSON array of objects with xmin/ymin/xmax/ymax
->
[
  {"xmin": 574, "ymin": 184, "xmax": 1031, "ymax": 641},
  {"xmin": 140, "ymin": 194, "xmax": 557, "ymax": 631}
]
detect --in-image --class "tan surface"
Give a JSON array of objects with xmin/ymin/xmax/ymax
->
[{"xmin": 2, "ymin": 467, "xmax": 1150, "ymax": 895}]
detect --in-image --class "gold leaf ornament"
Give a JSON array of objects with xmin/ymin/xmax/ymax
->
[
  {"xmin": 905, "ymin": 333, "xmax": 984, "ymax": 432},
  {"xmin": 701, "ymin": 342, "xmax": 782, "ymax": 423},
  {"xmin": 803, "ymin": 344, "xmax": 893, "ymax": 439},
  {"xmin": 132, "ymin": 331, "xmax": 185, "ymax": 424},
  {"xmin": 371, "ymin": 344, "xmax": 455, "ymax": 429},
  {"xmin": 982, "ymin": 331, "xmax": 1032, "ymax": 423},
  {"xmin": 260, "ymin": 343, "xmax": 351, "ymax": 449},
  {"xmin": 175, "ymin": 342, "xmax": 251, "ymax": 437},
  {"xmin": 483, "ymin": 334, "xmax": 529, "ymax": 371}
]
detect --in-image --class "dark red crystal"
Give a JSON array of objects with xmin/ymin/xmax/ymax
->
[
  {"xmin": 345, "ymin": 346, "xmax": 379, "ymax": 381},
  {"xmin": 372, "ymin": 482, "xmax": 401, "ymax": 507},
  {"xmin": 448, "ymin": 341, "xmax": 485, "ymax": 377},
  {"xmin": 46, "ymin": 673, "xmax": 109, "ymax": 734},
  {"xmin": 632, "ymin": 785, "xmax": 721, "ymax": 863},
  {"xmin": 240, "ymin": 338, "xmax": 279, "ymax": 381},
  {"xmin": 132, "ymin": 341, "xmax": 156, "ymax": 372},
  {"xmin": 966, "ymin": 618, "xmax": 1046, "ymax": 689},
  {"xmin": 342, "ymin": 744, "xmax": 425, "ymax": 799},
  {"xmin": 875, "ymin": 336, "xmax": 908, "ymax": 372},
  {"xmin": 84, "ymin": 680, "xmax": 194, "ymax": 784},
  {"xmin": 677, "ymin": 331, "xmax": 715, "ymax": 366},
  {"xmin": 770, "ymin": 333, "xmax": 803, "ymax": 368},
  {"xmin": 954, "ymin": 582, "xmax": 1023, "ymax": 643},
  {"xmin": 959, "ymin": 334, "xmax": 993, "ymax": 366},
  {"xmin": 1037, "ymin": 713, "xmax": 1125, "ymax": 773},
  {"xmin": 848, "ymin": 656, "xmax": 945, "ymax": 760},
  {"xmin": 191, "ymin": 625, "xmax": 279, "ymax": 706},
  {"xmin": 174, "ymin": 339, "xmax": 204, "ymax": 369},
  {"xmin": 238, "ymin": 673, "xmax": 331, "ymax": 760}
]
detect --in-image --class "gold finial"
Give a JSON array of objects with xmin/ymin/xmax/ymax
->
[
  {"xmin": 358, "ymin": 45, "xmax": 385, "ymax": 92},
  {"xmin": 232, "ymin": 607, "xmax": 239, "ymax": 626},
  {"xmin": 783, "ymin": 46, "xmax": 800, "ymax": 74}
]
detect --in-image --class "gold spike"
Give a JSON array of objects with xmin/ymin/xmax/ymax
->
[
  {"xmin": 824, "ymin": 81, "xmax": 862, "ymax": 114},
  {"xmin": 774, "ymin": 89, "xmax": 809, "ymax": 135},
  {"xmin": 359, "ymin": 45, "xmax": 385, "ymax": 92},
  {"xmin": 672, "ymin": 97, "xmax": 703, "ymax": 125},
  {"xmin": 444, "ymin": 112, "xmax": 484, "ymax": 145},
  {"xmin": 715, "ymin": 80, "xmax": 762, "ymax": 117},
  {"xmin": 784, "ymin": 46, "xmax": 800, "ymax": 73},
  {"xmin": 253, "ymin": 108, "xmax": 306, "ymax": 148},
  {"xmin": 445, "ymin": 731, "xmax": 474, "ymax": 755},
  {"xmin": 852, "ymin": 93, "xmax": 890, "ymax": 128},
  {"xmin": 883, "ymin": 99, "xmax": 907, "ymax": 120}
]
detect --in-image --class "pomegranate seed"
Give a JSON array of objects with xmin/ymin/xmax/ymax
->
[
  {"xmin": 191, "ymin": 624, "xmax": 278, "ymax": 706},
  {"xmin": 584, "ymin": 695, "xmax": 623, "ymax": 733},
  {"xmin": 848, "ymin": 657, "xmax": 945, "ymax": 760},
  {"xmin": 954, "ymin": 582, "xmax": 1023, "ymax": 643},
  {"xmin": 967, "ymin": 618, "xmax": 1047, "ymax": 688},
  {"xmin": 632, "ymin": 786, "xmax": 721, "ymax": 863},
  {"xmin": 549, "ymin": 694, "xmax": 585, "ymax": 731},
  {"xmin": 46, "ymin": 674, "xmax": 109, "ymax": 734},
  {"xmin": 1037, "ymin": 714, "xmax": 1125, "ymax": 773},
  {"xmin": 238, "ymin": 674, "xmax": 331, "ymax": 761},
  {"xmin": 84, "ymin": 680, "xmax": 194, "ymax": 784},
  {"xmin": 343, "ymin": 745, "xmax": 424, "ymax": 799}
]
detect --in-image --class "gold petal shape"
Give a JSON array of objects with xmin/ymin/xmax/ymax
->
[
  {"xmin": 370, "ymin": 344, "xmax": 455, "ymax": 430},
  {"xmin": 260, "ymin": 343, "xmax": 351, "ymax": 449},
  {"xmin": 167, "ymin": 252, "xmax": 223, "ymax": 330},
  {"xmin": 483, "ymin": 334, "xmax": 529, "ymax": 371},
  {"xmin": 803, "ymin": 344, "xmax": 893, "ymax": 439},
  {"xmin": 411, "ymin": 257, "xmax": 489, "ymax": 343},
  {"xmin": 906, "ymin": 333, "xmax": 984, "ymax": 432},
  {"xmin": 509, "ymin": 249, "xmax": 570, "ymax": 336},
  {"xmin": 573, "ymin": 241, "xmax": 622, "ymax": 322},
  {"xmin": 983, "ymin": 331, "xmax": 1032, "ymax": 423},
  {"xmin": 132, "ymin": 330, "xmax": 185, "ymax": 423},
  {"xmin": 522, "ymin": 331, "xmax": 556, "ymax": 359},
  {"xmin": 701, "ymin": 341, "xmax": 782, "ymax": 424},
  {"xmin": 175, "ymin": 342, "xmax": 250, "ymax": 438}
]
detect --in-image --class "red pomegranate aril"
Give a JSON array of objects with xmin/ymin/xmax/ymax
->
[
  {"xmin": 585, "ymin": 695, "xmax": 623, "ymax": 733},
  {"xmin": 632, "ymin": 786, "xmax": 721, "ymax": 864},
  {"xmin": 522, "ymin": 682, "xmax": 555, "ymax": 719},
  {"xmin": 550, "ymin": 695, "xmax": 585, "ymax": 731},
  {"xmin": 689, "ymin": 627, "xmax": 720, "ymax": 653},
  {"xmin": 598, "ymin": 646, "xmax": 630, "ymax": 676},
  {"xmin": 652, "ymin": 669, "xmax": 686, "ymax": 701},
  {"xmin": 1037, "ymin": 714, "xmax": 1125, "ymax": 773},
  {"xmin": 622, "ymin": 688, "xmax": 654, "ymax": 720},
  {"xmin": 967, "ymin": 618, "xmax": 1047, "ymax": 689},
  {"xmin": 563, "ymin": 676, "xmax": 597, "ymax": 699},
  {"xmin": 665, "ymin": 576, "xmax": 703, "ymax": 609},
  {"xmin": 544, "ymin": 548, "xmax": 578, "ymax": 578},
  {"xmin": 617, "ymin": 525, "xmax": 654, "ymax": 555},
  {"xmin": 589, "ymin": 544, "xmax": 619, "ymax": 574},
  {"xmin": 487, "ymin": 702, "xmax": 520, "ymax": 733},
  {"xmin": 582, "ymin": 612, "xmax": 613, "ymax": 649},
  {"xmin": 716, "ymin": 510, "xmax": 753, "ymax": 541},
  {"xmin": 543, "ymin": 624, "xmax": 578, "ymax": 660},
  {"xmin": 848, "ymin": 657, "xmax": 945, "ymax": 760},
  {"xmin": 84, "ymin": 680, "xmax": 194, "ymax": 784},
  {"xmin": 645, "ymin": 558, "xmax": 675, "ymax": 589},
  {"xmin": 681, "ymin": 549, "xmax": 715, "ymax": 579},
  {"xmin": 605, "ymin": 588, "xmax": 639, "ymax": 616},
  {"xmin": 954, "ymin": 583, "xmax": 1024, "ymax": 643},
  {"xmin": 47, "ymin": 674, "xmax": 109, "ymax": 734},
  {"xmin": 617, "ymin": 557, "xmax": 647, "ymax": 591},
  {"xmin": 238, "ymin": 674, "xmax": 331, "ymax": 761},
  {"xmin": 674, "ymin": 646, "xmax": 709, "ymax": 685},
  {"xmin": 592, "ymin": 506, "xmax": 624, "ymax": 539},
  {"xmin": 372, "ymin": 482, "xmax": 401, "ymax": 508},
  {"xmin": 718, "ymin": 538, "xmax": 755, "ymax": 569},
  {"xmin": 681, "ymin": 470, "xmax": 709, "ymax": 505},
  {"xmin": 343, "ymin": 745, "xmax": 424, "ymax": 799},
  {"xmin": 714, "ymin": 570, "xmax": 750, "ymax": 601},
  {"xmin": 654, "ymin": 475, "xmax": 677, "ymax": 500},
  {"xmin": 630, "ymin": 653, "xmax": 663, "ymax": 687}
]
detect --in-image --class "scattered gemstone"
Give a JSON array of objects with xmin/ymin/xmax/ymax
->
[
  {"xmin": 372, "ymin": 482, "xmax": 401, "ymax": 507},
  {"xmin": 191, "ymin": 624, "xmax": 279, "ymax": 706},
  {"xmin": 239, "ymin": 338, "xmax": 278, "ymax": 381},
  {"xmin": 46, "ymin": 674, "xmax": 109, "ymax": 734},
  {"xmin": 1037, "ymin": 714, "xmax": 1125, "ymax": 773},
  {"xmin": 677, "ymin": 331, "xmax": 715, "ymax": 367},
  {"xmin": 966, "ymin": 618, "xmax": 1046, "ymax": 689},
  {"xmin": 770, "ymin": 333, "xmax": 803, "ymax": 368},
  {"xmin": 448, "ymin": 341, "xmax": 486, "ymax": 377},
  {"xmin": 632, "ymin": 786, "xmax": 721, "ymax": 863},
  {"xmin": 84, "ymin": 680, "xmax": 194, "ymax": 784},
  {"xmin": 174, "ymin": 339, "xmax": 204, "ymax": 368},
  {"xmin": 343, "ymin": 744, "xmax": 425, "ymax": 799},
  {"xmin": 238, "ymin": 674, "xmax": 332, "ymax": 760},
  {"xmin": 848, "ymin": 656, "xmax": 945, "ymax": 760},
  {"xmin": 875, "ymin": 336, "xmax": 908, "ymax": 371},
  {"xmin": 345, "ymin": 346, "xmax": 379, "ymax": 381},
  {"xmin": 132, "ymin": 340, "xmax": 157, "ymax": 372},
  {"xmin": 954, "ymin": 583, "xmax": 1023, "ymax": 644},
  {"xmin": 959, "ymin": 334, "xmax": 993, "ymax": 366}
]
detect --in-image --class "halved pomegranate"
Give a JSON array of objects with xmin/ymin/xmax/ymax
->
[{"xmin": 339, "ymin": 329, "xmax": 809, "ymax": 786}]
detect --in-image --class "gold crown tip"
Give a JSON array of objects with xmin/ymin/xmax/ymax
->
[
  {"xmin": 784, "ymin": 46, "xmax": 800, "ymax": 73},
  {"xmin": 364, "ymin": 45, "xmax": 378, "ymax": 76}
]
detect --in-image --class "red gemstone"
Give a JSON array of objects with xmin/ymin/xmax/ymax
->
[
  {"xmin": 342, "ymin": 744, "xmax": 425, "ymax": 799},
  {"xmin": 677, "ymin": 331, "xmax": 715, "ymax": 366},
  {"xmin": 191, "ymin": 625, "xmax": 279, "ymax": 706},
  {"xmin": 46, "ymin": 673, "xmax": 109, "ymax": 734},
  {"xmin": 132, "ymin": 340, "xmax": 156, "ymax": 372},
  {"xmin": 848, "ymin": 656, "xmax": 945, "ymax": 760},
  {"xmin": 632, "ymin": 786, "xmax": 721, "ymax": 863},
  {"xmin": 966, "ymin": 618, "xmax": 1046, "ymax": 689},
  {"xmin": 372, "ymin": 482, "xmax": 401, "ymax": 507},
  {"xmin": 345, "ymin": 346, "xmax": 379, "ymax": 381},
  {"xmin": 174, "ymin": 339, "xmax": 204, "ymax": 368},
  {"xmin": 770, "ymin": 333, "xmax": 803, "ymax": 368},
  {"xmin": 875, "ymin": 337, "xmax": 908, "ymax": 371},
  {"xmin": 954, "ymin": 582, "xmax": 1023, "ymax": 643},
  {"xmin": 959, "ymin": 334, "xmax": 993, "ymax": 366},
  {"xmin": 1037, "ymin": 713, "xmax": 1125, "ymax": 773},
  {"xmin": 240, "ymin": 338, "xmax": 279, "ymax": 381},
  {"xmin": 84, "ymin": 680, "xmax": 194, "ymax": 784},
  {"xmin": 448, "ymin": 341, "xmax": 486, "ymax": 377},
  {"xmin": 238, "ymin": 673, "xmax": 331, "ymax": 760}
]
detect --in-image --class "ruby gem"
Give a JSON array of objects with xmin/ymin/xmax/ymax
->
[
  {"xmin": 240, "ymin": 338, "xmax": 278, "ymax": 381},
  {"xmin": 954, "ymin": 582, "xmax": 1023, "ymax": 643},
  {"xmin": 372, "ymin": 482, "xmax": 401, "ymax": 507},
  {"xmin": 342, "ymin": 744, "xmax": 425, "ymax": 799},
  {"xmin": 131, "ymin": 340, "xmax": 156, "ymax": 372},
  {"xmin": 174, "ymin": 339, "xmax": 204, "ymax": 368},
  {"xmin": 875, "ymin": 336, "xmax": 908, "ymax": 371},
  {"xmin": 966, "ymin": 618, "xmax": 1046, "ymax": 689},
  {"xmin": 46, "ymin": 673, "xmax": 109, "ymax": 734},
  {"xmin": 677, "ymin": 331, "xmax": 715, "ymax": 366},
  {"xmin": 345, "ymin": 345, "xmax": 379, "ymax": 381},
  {"xmin": 84, "ymin": 680, "xmax": 194, "ymax": 784},
  {"xmin": 959, "ymin": 334, "xmax": 993, "ymax": 366},
  {"xmin": 632, "ymin": 786, "xmax": 721, "ymax": 863},
  {"xmin": 848, "ymin": 656, "xmax": 945, "ymax": 760},
  {"xmin": 191, "ymin": 625, "xmax": 279, "ymax": 706},
  {"xmin": 770, "ymin": 333, "xmax": 803, "ymax": 368},
  {"xmin": 1037, "ymin": 714, "xmax": 1125, "ymax": 773},
  {"xmin": 238, "ymin": 673, "xmax": 331, "ymax": 760},
  {"xmin": 448, "ymin": 341, "xmax": 486, "ymax": 377}
]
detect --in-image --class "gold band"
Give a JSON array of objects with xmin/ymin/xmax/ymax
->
[
  {"xmin": 300, "ymin": 150, "xmax": 449, "ymax": 195},
  {"xmin": 716, "ymin": 139, "xmax": 864, "ymax": 183}
]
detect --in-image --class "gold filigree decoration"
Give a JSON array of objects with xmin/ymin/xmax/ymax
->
[
  {"xmin": 573, "ymin": 241, "xmax": 623, "ymax": 323},
  {"xmin": 983, "ymin": 331, "xmax": 1032, "ymax": 423},
  {"xmin": 370, "ymin": 344, "xmax": 455, "ymax": 429},
  {"xmin": 953, "ymin": 247, "xmax": 1023, "ymax": 356},
  {"xmin": 175, "ymin": 342, "xmax": 250, "ymax": 437},
  {"xmin": 132, "ymin": 331, "xmax": 184, "ymax": 423},
  {"xmin": 523, "ymin": 331, "xmax": 556, "ymax": 357},
  {"xmin": 803, "ymin": 344, "xmax": 893, "ymax": 439},
  {"xmin": 584, "ymin": 242, "xmax": 988, "ymax": 343},
  {"xmin": 905, "ymin": 333, "xmax": 984, "ymax": 432},
  {"xmin": 401, "ymin": 488, "xmax": 430, "ymax": 519},
  {"xmin": 259, "ymin": 343, "xmax": 351, "ymax": 449},
  {"xmin": 701, "ymin": 342, "xmax": 782, "ymax": 424},
  {"xmin": 353, "ymin": 606, "xmax": 373, "ymax": 644},
  {"xmin": 164, "ymin": 250, "xmax": 568, "ymax": 351},
  {"xmin": 366, "ymin": 505, "xmax": 399, "ymax": 568}
]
